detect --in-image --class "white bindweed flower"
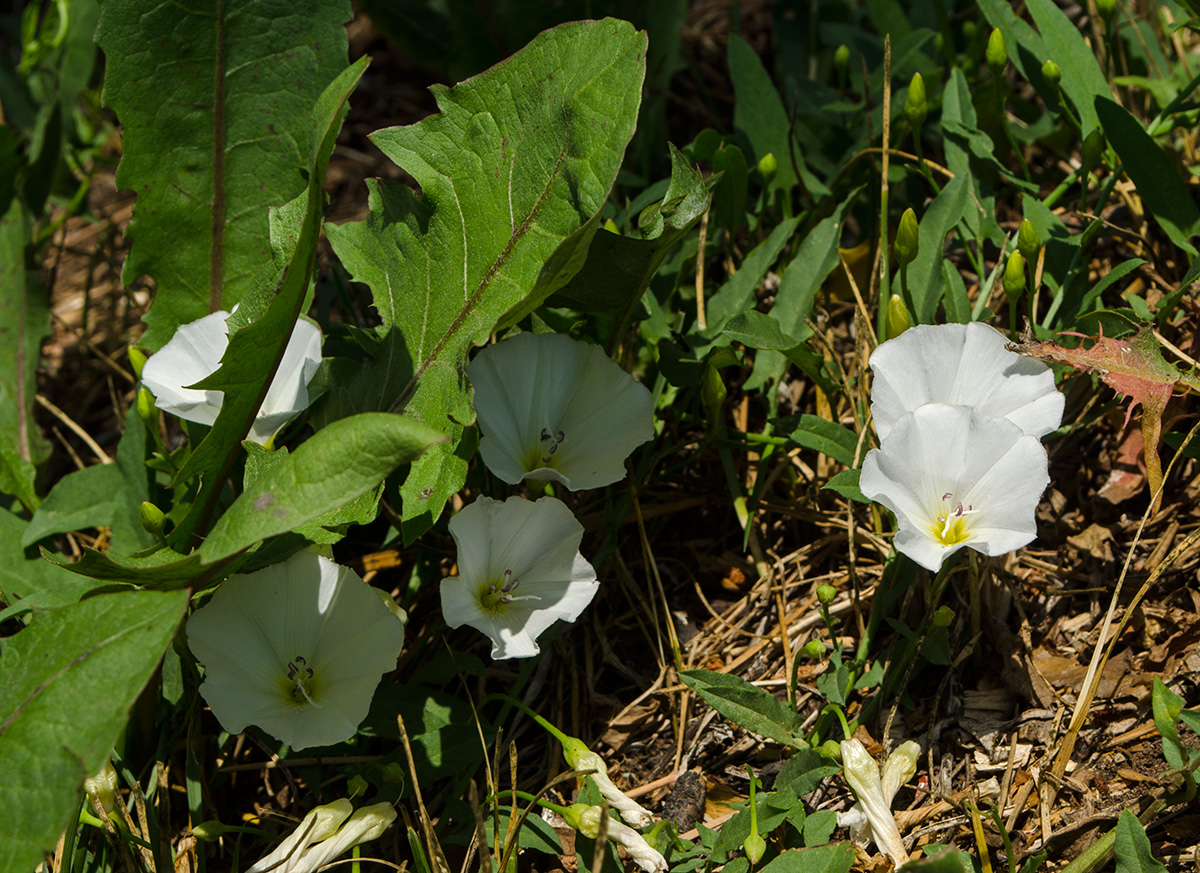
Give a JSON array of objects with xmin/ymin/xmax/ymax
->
[
  {"xmin": 141, "ymin": 310, "xmax": 322, "ymax": 444},
  {"xmin": 567, "ymin": 804, "xmax": 667, "ymax": 873},
  {"xmin": 441, "ymin": 495, "xmax": 598, "ymax": 659},
  {"xmin": 838, "ymin": 739, "xmax": 920, "ymax": 869},
  {"xmin": 859, "ymin": 404, "xmax": 1049, "ymax": 572},
  {"xmin": 187, "ymin": 551, "xmax": 405, "ymax": 751},
  {"xmin": 247, "ymin": 800, "xmax": 396, "ymax": 873},
  {"xmin": 468, "ymin": 332, "xmax": 654, "ymax": 490},
  {"xmin": 870, "ymin": 322, "xmax": 1063, "ymax": 442},
  {"xmin": 563, "ymin": 740, "xmax": 654, "ymax": 828}
]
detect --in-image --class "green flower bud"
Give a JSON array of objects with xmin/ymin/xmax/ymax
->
[
  {"xmin": 933, "ymin": 32, "xmax": 944, "ymax": 60},
  {"xmin": 904, "ymin": 72, "xmax": 927, "ymax": 130},
  {"xmin": 701, "ymin": 359, "xmax": 728, "ymax": 426},
  {"xmin": 986, "ymin": 29, "xmax": 1008, "ymax": 77},
  {"xmin": 1096, "ymin": 0, "xmax": 1116, "ymax": 24},
  {"xmin": 127, "ymin": 346, "xmax": 148, "ymax": 380},
  {"xmin": 139, "ymin": 501, "xmax": 165, "ymax": 536},
  {"xmin": 834, "ymin": 44, "xmax": 850, "ymax": 75},
  {"xmin": 745, "ymin": 830, "xmax": 766, "ymax": 865},
  {"xmin": 894, "ymin": 208, "xmax": 920, "ymax": 267},
  {"xmin": 758, "ymin": 152, "xmax": 777, "ymax": 185},
  {"xmin": 816, "ymin": 583, "xmax": 837, "ymax": 605},
  {"xmin": 191, "ymin": 820, "xmax": 236, "ymax": 842},
  {"xmin": 1004, "ymin": 250, "xmax": 1026, "ymax": 301},
  {"xmin": 802, "ymin": 639, "xmax": 827, "ymax": 660},
  {"xmin": 932, "ymin": 605, "xmax": 955, "ymax": 628},
  {"xmin": 1041, "ymin": 59, "xmax": 1062, "ymax": 90},
  {"xmin": 963, "ymin": 21, "xmax": 978, "ymax": 43},
  {"xmin": 380, "ymin": 762, "xmax": 405, "ymax": 784},
  {"xmin": 886, "ymin": 294, "xmax": 910, "ymax": 339},
  {"xmin": 1017, "ymin": 219, "xmax": 1041, "ymax": 264},
  {"xmin": 602, "ymin": 218, "xmax": 620, "ymax": 235},
  {"xmin": 136, "ymin": 387, "xmax": 157, "ymax": 430},
  {"xmin": 1081, "ymin": 128, "xmax": 1106, "ymax": 174},
  {"xmin": 819, "ymin": 740, "xmax": 843, "ymax": 762},
  {"xmin": 84, "ymin": 760, "xmax": 118, "ymax": 816}
]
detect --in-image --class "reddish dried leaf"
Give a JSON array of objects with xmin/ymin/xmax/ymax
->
[{"xmin": 1009, "ymin": 326, "xmax": 1200, "ymax": 504}]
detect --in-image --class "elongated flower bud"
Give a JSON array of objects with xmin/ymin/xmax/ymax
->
[
  {"xmin": 1004, "ymin": 250, "xmax": 1026, "ymax": 302},
  {"xmin": 1017, "ymin": 219, "xmax": 1041, "ymax": 264},
  {"xmin": 1096, "ymin": 0, "xmax": 1116, "ymax": 24},
  {"xmin": 887, "ymin": 294, "xmax": 911, "ymax": 339},
  {"xmin": 894, "ymin": 208, "xmax": 919, "ymax": 267},
  {"xmin": 986, "ymin": 29, "xmax": 1008, "ymax": 77},
  {"xmin": 904, "ymin": 72, "xmax": 927, "ymax": 129}
]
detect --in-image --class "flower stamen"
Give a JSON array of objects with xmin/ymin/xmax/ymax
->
[
  {"xmin": 287, "ymin": 655, "xmax": 321, "ymax": 708},
  {"xmin": 932, "ymin": 492, "xmax": 976, "ymax": 546},
  {"xmin": 539, "ymin": 427, "xmax": 566, "ymax": 463}
]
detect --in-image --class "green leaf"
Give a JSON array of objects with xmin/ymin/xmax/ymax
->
[
  {"xmin": 0, "ymin": 589, "xmax": 188, "ymax": 873},
  {"xmin": 46, "ymin": 546, "xmax": 207, "ymax": 591},
  {"xmin": 704, "ymin": 217, "xmax": 801, "ymax": 334},
  {"xmin": 0, "ymin": 199, "xmax": 51, "ymax": 468},
  {"xmin": 167, "ymin": 57, "xmax": 369, "ymax": 548},
  {"xmin": 745, "ymin": 195, "xmax": 857, "ymax": 391},
  {"xmin": 758, "ymin": 845, "xmax": 855, "ymax": 873},
  {"xmin": 362, "ymin": 684, "xmax": 485, "ymax": 784},
  {"xmin": 728, "ymin": 35, "xmax": 827, "ymax": 199},
  {"xmin": 198, "ymin": 413, "xmax": 443, "ymax": 563},
  {"xmin": 109, "ymin": 405, "xmax": 157, "ymax": 554},
  {"xmin": 773, "ymin": 748, "xmax": 841, "ymax": 800},
  {"xmin": 0, "ymin": 432, "xmax": 38, "ymax": 513},
  {"xmin": 901, "ymin": 847, "xmax": 978, "ymax": 872},
  {"xmin": 904, "ymin": 175, "xmax": 970, "ymax": 324},
  {"xmin": 1096, "ymin": 96, "xmax": 1200, "ymax": 256},
  {"xmin": 724, "ymin": 311, "xmax": 841, "ymax": 396},
  {"xmin": 1024, "ymin": 0, "xmax": 1111, "ymax": 138},
  {"xmin": 824, "ymin": 469, "xmax": 869, "ymax": 503},
  {"xmin": 679, "ymin": 669, "xmax": 804, "ymax": 747},
  {"xmin": 242, "ymin": 441, "xmax": 382, "ymax": 545},
  {"xmin": 0, "ymin": 507, "xmax": 78, "ymax": 605},
  {"xmin": 96, "ymin": 0, "xmax": 353, "ymax": 349},
  {"xmin": 322, "ymin": 19, "xmax": 646, "ymax": 542},
  {"xmin": 976, "ymin": 0, "xmax": 1103, "ymax": 138},
  {"xmin": 21, "ymin": 463, "xmax": 122, "ymax": 548},
  {"xmin": 775, "ymin": 415, "xmax": 861, "ymax": 467},
  {"xmin": 1114, "ymin": 809, "xmax": 1168, "ymax": 873},
  {"xmin": 550, "ymin": 144, "xmax": 714, "ymax": 323}
]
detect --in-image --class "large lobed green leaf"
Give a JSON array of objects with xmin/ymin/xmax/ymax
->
[
  {"xmin": 324, "ymin": 18, "xmax": 647, "ymax": 542},
  {"xmin": 97, "ymin": 0, "xmax": 352, "ymax": 350},
  {"xmin": 167, "ymin": 57, "xmax": 369, "ymax": 548},
  {"xmin": 0, "ymin": 589, "xmax": 189, "ymax": 873}
]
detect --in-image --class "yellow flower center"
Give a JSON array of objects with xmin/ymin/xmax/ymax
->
[{"xmin": 929, "ymin": 492, "xmax": 975, "ymax": 546}]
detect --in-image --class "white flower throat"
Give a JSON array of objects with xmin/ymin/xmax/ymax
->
[
  {"xmin": 479, "ymin": 569, "xmax": 540, "ymax": 612},
  {"xmin": 287, "ymin": 655, "xmax": 321, "ymax": 707},
  {"xmin": 932, "ymin": 492, "xmax": 976, "ymax": 546},
  {"xmin": 539, "ymin": 427, "xmax": 565, "ymax": 464}
]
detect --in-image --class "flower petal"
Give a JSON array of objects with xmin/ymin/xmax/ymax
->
[
  {"xmin": 252, "ymin": 319, "xmax": 324, "ymax": 444},
  {"xmin": 861, "ymin": 405, "xmax": 1048, "ymax": 571},
  {"xmin": 141, "ymin": 311, "xmax": 230, "ymax": 426},
  {"xmin": 444, "ymin": 495, "xmax": 598, "ymax": 659},
  {"xmin": 469, "ymin": 332, "xmax": 654, "ymax": 490},
  {"xmin": 870, "ymin": 322, "xmax": 1063, "ymax": 440},
  {"xmin": 187, "ymin": 552, "xmax": 404, "ymax": 751}
]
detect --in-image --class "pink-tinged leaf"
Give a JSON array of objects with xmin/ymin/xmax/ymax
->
[{"xmin": 1008, "ymin": 326, "xmax": 1199, "ymax": 505}]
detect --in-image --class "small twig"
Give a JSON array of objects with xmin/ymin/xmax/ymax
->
[{"xmin": 36, "ymin": 394, "xmax": 112, "ymax": 463}]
